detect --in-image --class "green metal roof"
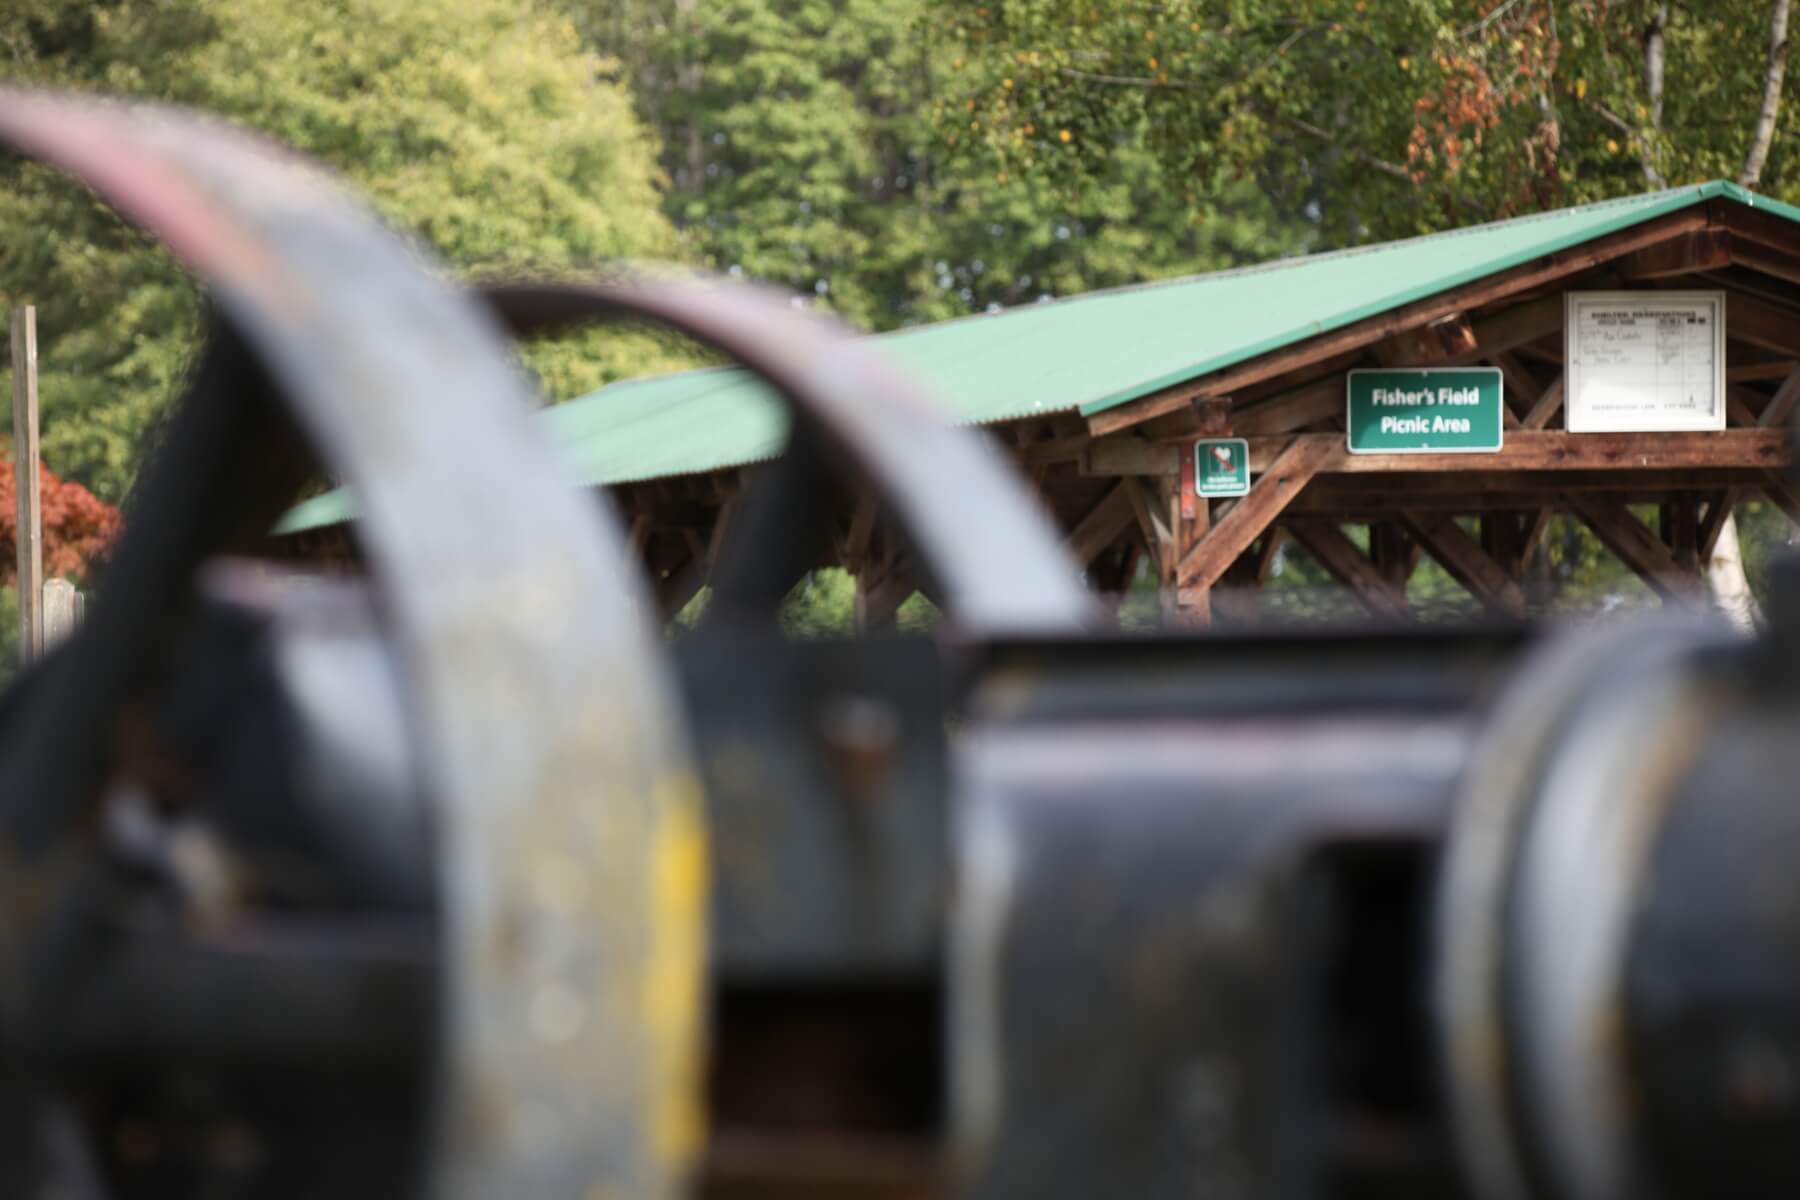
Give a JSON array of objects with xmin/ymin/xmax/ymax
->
[{"xmin": 277, "ymin": 180, "xmax": 1800, "ymax": 534}]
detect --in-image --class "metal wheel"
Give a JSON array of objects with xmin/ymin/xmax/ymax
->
[
  {"xmin": 479, "ymin": 278, "xmax": 1097, "ymax": 638},
  {"xmin": 0, "ymin": 91, "xmax": 704, "ymax": 1198}
]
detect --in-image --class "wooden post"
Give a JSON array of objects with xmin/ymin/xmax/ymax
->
[
  {"xmin": 1662, "ymin": 494, "xmax": 1700, "ymax": 575},
  {"xmin": 11, "ymin": 306, "xmax": 42, "ymax": 664},
  {"xmin": 41, "ymin": 579, "xmax": 82, "ymax": 650},
  {"xmin": 1172, "ymin": 450, "xmax": 1211, "ymax": 624}
]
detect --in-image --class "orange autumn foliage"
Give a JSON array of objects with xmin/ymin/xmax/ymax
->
[{"xmin": 0, "ymin": 459, "xmax": 122, "ymax": 585}]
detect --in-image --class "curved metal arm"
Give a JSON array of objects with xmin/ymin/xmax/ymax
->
[
  {"xmin": 482, "ymin": 277, "xmax": 1099, "ymax": 637},
  {"xmin": 0, "ymin": 91, "xmax": 703, "ymax": 1199}
]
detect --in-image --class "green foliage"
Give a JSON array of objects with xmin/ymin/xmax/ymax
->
[
  {"xmin": 667, "ymin": 569, "xmax": 936, "ymax": 637},
  {"xmin": 2, "ymin": 0, "xmax": 687, "ymax": 502},
  {"xmin": 926, "ymin": 0, "xmax": 1800, "ymax": 619},
  {"xmin": 928, "ymin": 0, "xmax": 1800, "ymax": 246},
  {"xmin": 929, "ymin": 1, "xmax": 1800, "ymax": 247},
  {"xmin": 574, "ymin": 0, "xmax": 1308, "ymax": 333}
]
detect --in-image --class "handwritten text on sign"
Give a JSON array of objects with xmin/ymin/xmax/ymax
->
[{"xmin": 1565, "ymin": 291, "xmax": 1724, "ymax": 433}]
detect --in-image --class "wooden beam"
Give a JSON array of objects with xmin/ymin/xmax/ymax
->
[
  {"xmin": 656, "ymin": 555, "xmax": 706, "ymax": 620},
  {"xmin": 1698, "ymin": 490, "xmax": 1736, "ymax": 560},
  {"xmin": 1174, "ymin": 436, "xmax": 1334, "ymax": 588},
  {"xmin": 1402, "ymin": 511, "xmax": 1526, "ymax": 617},
  {"xmin": 1088, "ymin": 424, "xmax": 1785, "ymax": 481},
  {"xmin": 1124, "ymin": 475, "xmax": 1172, "ymax": 552},
  {"xmin": 1285, "ymin": 521, "xmax": 1410, "ymax": 618},
  {"xmin": 1233, "ymin": 373, "xmax": 1346, "ymax": 436},
  {"xmin": 1563, "ymin": 494, "xmax": 1703, "ymax": 606},
  {"xmin": 1727, "ymin": 384, "xmax": 1763, "ymax": 427},
  {"xmin": 1066, "ymin": 482, "xmax": 1137, "ymax": 566},
  {"xmin": 1298, "ymin": 466, "xmax": 1770, "ymax": 497},
  {"xmin": 1760, "ymin": 365, "xmax": 1800, "ymax": 428},
  {"xmin": 841, "ymin": 491, "xmax": 878, "ymax": 564},
  {"xmin": 1480, "ymin": 511, "xmax": 1525, "ymax": 579},
  {"xmin": 1374, "ymin": 313, "xmax": 1477, "ymax": 365},
  {"xmin": 1718, "ymin": 200, "xmax": 1800, "ymax": 259},
  {"xmin": 1456, "ymin": 294, "xmax": 1566, "ymax": 362},
  {"xmin": 1084, "ymin": 437, "xmax": 1179, "ymax": 476},
  {"xmin": 1620, "ymin": 229, "xmax": 1733, "ymax": 280},
  {"xmin": 1726, "ymin": 292, "xmax": 1800, "ymax": 359},
  {"xmin": 1728, "ymin": 360, "xmax": 1798, "ymax": 382},
  {"xmin": 1761, "ymin": 471, "xmax": 1800, "ymax": 528},
  {"xmin": 706, "ymin": 497, "xmax": 739, "ymax": 569},
  {"xmin": 1520, "ymin": 507, "xmax": 1554, "ymax": 569},
  {"xmin": 1731, "ymin": 239, "xmax": 1800, "ymax": 289},
  {"xmin": 1522, "ymin": 374, "xmax": 1565, "ymax": 429},
  {"xmin": 1086, "ymin": 209, "xmax": 1710, "ymax": 437},
  {"xmin": 1179, "ymin": 490, "xmax": 1213, "ymax": 623},
  {"xmin": 1018, "ymin": 432, "xmax": 1092, "ymax": 466},
  {"xmin": 1491, "ymin": 351, "xmax": 1542, "ymax": 420},
  {"xmin": 1229, "ymin": 347, "xmax": 1367, "ymax": 408},
  {"xmin": 1244, "ymin": 429, "xmax": 1786, "ymax": 474},
  {"xmin": 627, "ymin": 508, "xmax": 652, "ymax": 553},
  {"xmin": 1250, "ymin": 528, "xmax": 1287, "ymax": 584},
  {"xmin": 1663, "ymin": 494, "xmax": 1700, "ymax": 573}
]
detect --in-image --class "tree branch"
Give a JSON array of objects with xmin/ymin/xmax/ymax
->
[
  {"xmin": 1278, "ymin": 112, "xmax": 1413, "ymax": 182},
  {"xmin": 1741, "ymin": 0, "xmax": 1793, "ymax": 187}
]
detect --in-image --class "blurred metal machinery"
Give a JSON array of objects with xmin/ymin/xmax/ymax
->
[{"xmin": 0, "ymin": 90, "xmax": 1794, "ymax": 1200}]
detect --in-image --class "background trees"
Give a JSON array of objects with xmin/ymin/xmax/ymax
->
[
  {"xmin": 2, "ymin": 0, "xmax": 684, "ymax": 505},
  {"xmin": 572, "ymin": 0, "xmax": 1306, "ymax": 332},
  {"xmin": 931, "ymin": 1, "xmax": 1799, "ymax": 242},
  {"xmin": 4, "ymin": 0, "xmax": 1797, "ymax": 628},
  {"xmin": 928, "ymin": 0, "xmax": 1800, "ymax": 618}
]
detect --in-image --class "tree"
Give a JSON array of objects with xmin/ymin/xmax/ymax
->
[
  {"xmin": 1, "ymin": 0, "xmax": 687, "ymax": 503},
  {"xmin": 930, "ymin": 1, "xmax": 1800, "ymax": 245},
  {"xmin": 575, "ymin": 0, "xmax": 1309, "ymax": 335},
  {"xmin": 933, "ymin": 0, "xmax": 1800, "ymax": 619},
  {"xmin": 0, "ymin": 458, "xmax": 121, "ymax": 584}
]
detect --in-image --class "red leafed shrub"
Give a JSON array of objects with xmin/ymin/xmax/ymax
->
[{"xmin": 0, "ymin": 459, "xmax": 122, "ymax": 585}]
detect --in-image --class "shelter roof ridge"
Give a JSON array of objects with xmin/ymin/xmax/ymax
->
[{"xmin": 275, "ymin": 179, "xmax": 1800, "ymax": 534}]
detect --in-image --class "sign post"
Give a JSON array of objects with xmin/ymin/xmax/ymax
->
[
  {"xmin": 1346, "ymin": 367, "xmax": 1504, "ymax": 455},
  {"xmin": 11, "ymin": 305, "xmax": 41, "ymax": 664},
  {"xmin": 1193, "ymin": 438, "xmax": 1251, "ymax": 497}
]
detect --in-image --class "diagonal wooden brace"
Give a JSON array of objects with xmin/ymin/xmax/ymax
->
[
  {"xmin": 1403, "ymin": 510, "xmax": 1526, "ymax": 617},
  {"xmin": 1285, "ymin": 521, "xmax": 1410, "ymax": 619},
  {"xmin": 1564, "ymin": 493, "xmax": 1705, "ymax": 607},
  {"xmin": 1174, "ymin": 435, "xmax": 1334, "ymax": 590}
]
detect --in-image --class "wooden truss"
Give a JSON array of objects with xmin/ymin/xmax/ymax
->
[{"xmin": 607, "ymin": 200, "xmax": 1800, "ymax": 627}]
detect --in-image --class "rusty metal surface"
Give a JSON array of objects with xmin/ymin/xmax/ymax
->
[
  {"xmin": 480, "ymin": 280, "xmax": 1097, "ymax": 637},
  {"xmin": 0, "ymin": 91, "xmax": 704, "ymax": 1197},
  {"xmin": 674, "ymin": 635, "xmax": 947, "ymax": 974},
  {"xmin": 950, "ymin": 632, "xmax": 1519, "ymax": 1200},
  {"xmin": 1629, "ymin": 696, "xmax": 1800, "ymax": 1200},
  {"xmin": 1432, "ymin": 619, "xmax": 1729, "ymax": 1200}
]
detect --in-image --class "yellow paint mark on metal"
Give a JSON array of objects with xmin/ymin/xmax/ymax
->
[{"xmin": 644, "ymin": 769, "xmax": 710, "ymax": 1168}]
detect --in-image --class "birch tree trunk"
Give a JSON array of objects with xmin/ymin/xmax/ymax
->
[
  {"xmin": 1708, "ymin": 510, "xmax": 1761, "ymax": 632},
  {"xmin": 1705, "ymin": 0, "xmax": 1792, "ymax": 629},
  {"xmin": 1740, "ymin": 0, "xmax": 1793, "ymax": 189},
  {"xmin": 1640, "ymin": 3, "xmax": 1669, "ymax": 187}
]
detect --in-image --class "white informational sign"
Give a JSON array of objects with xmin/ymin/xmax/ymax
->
[{"xmin": 1564, "ymin": 291, "xmax": 1725, "ymax": 433}]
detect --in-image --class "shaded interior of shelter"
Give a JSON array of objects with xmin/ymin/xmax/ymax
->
[{"xmin": 269, "ymin": 185, "xmax": 1800, "ymax": 629}]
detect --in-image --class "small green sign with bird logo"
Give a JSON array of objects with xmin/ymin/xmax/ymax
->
[{"xmin": 1194, "ymin": 438, "xmax": 1251, "ymax": 497}]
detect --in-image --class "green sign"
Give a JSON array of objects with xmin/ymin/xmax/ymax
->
[
  {"xmin": 1346, "ymin": 367, "xmax": 1504, "ymax": 454},
  {"xmin": 1194, "ymin": 437, "xmax": 1250, "ymax": 497}
]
